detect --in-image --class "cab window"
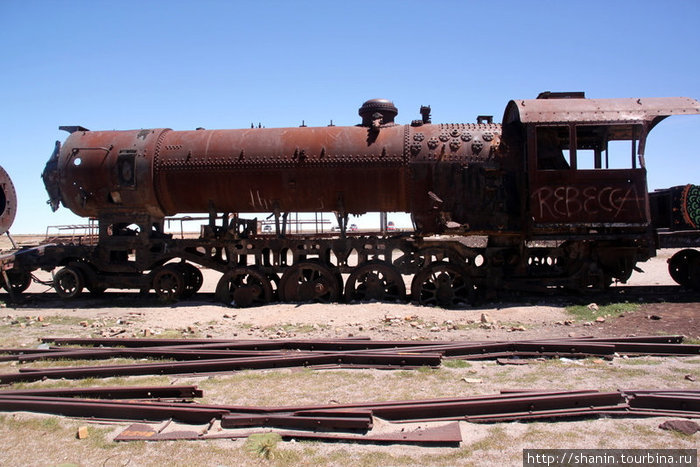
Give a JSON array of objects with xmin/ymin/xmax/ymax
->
[{"xmin": 536, "ymin": 124, "xmax": 643, "ymax": 170}]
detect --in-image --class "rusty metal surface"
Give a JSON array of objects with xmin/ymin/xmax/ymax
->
[
  {"xmin": 629, "ymin": 393, "xmax": 700, "ymax": 412},
  {"xmin": 368, "ymin": 392, "xmax": 625, "ymax": 421},
  {"xmin": 504, "ymin": 96, "xmax": 700, "ymax": 124},
  {"xmin": 529, "ymin": 169, "xmax": 650, "ymax": 225},
  {"xmin": 2, "ymin": 385, "xmax": 700, "ymax": 447},
  {"xmin": 155, "ymin": 126, "xmax": 407, "ymax": 215},
  {"xmin": 42, "ymin": 334, "xmax": 685, "ymax": 347},
  {"xmin": 220, "ymin": 413, "xmax": 373, "ymax": 431},
  {"xmin": 0, "ymin": 165, "xmax": 17, "ymax": 236},
  {"xmin": 0, "ymin": 385, "xmax": 202, "ymax": 399},
  {"xmin": 47, "ymin": 129, "xmax": 168, "ymax": 218},
  {"xmin": 276, "ymin": 422, "xmax": 463, "ymax": 446},
  {"xmin": 15, "ymin": 348, "xmax": 294, "ymax": 363},
  {"xmin": 0, "ymin": 351, "xmax": 442, "ymax": 384},
  {"xmin": 5, "ymin": 387, "xmax": 700, "ymax": 434},
  {"xmin": 35, "ymin": 335, "xmax": 696, "ymax": 358},
  {"xmin": 114, "ymin": 421, "xmax": 464, "ymax": 446},
  {"xmin": 4, "ymin": 335, "xmax": 697, "ymax": 385},
  {"xmin": 0, "ymin": 396, "xmax": 228, "ymax": 424},
  {"xmin": 44, "ymin": 110, "xmax": 505, "ymax": 234}
]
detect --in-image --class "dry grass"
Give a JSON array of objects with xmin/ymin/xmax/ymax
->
[
  {"xmin": 0, "ymin": 252, "xmax": 697, "ymax": 466},
  {"xmin": 0, "ymin": 358, "xmax": 697, "ymax": 466}
]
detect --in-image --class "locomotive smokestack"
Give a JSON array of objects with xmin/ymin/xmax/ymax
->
[{"xmin": 358, "ymin": 99, "xmax": 398, "ymax": 126}]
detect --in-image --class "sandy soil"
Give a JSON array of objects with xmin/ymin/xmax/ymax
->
[{"xmin": 0, "ymin": 246, "xmax": 698, "ymax": 466}]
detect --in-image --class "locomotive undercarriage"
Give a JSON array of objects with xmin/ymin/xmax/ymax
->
[{"xmin": 2, "ymin": 215, "xmax": 652, "ymax": 308}]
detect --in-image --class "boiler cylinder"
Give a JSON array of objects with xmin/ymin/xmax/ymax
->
[
  {"xmin": 45, "ymin": 125, "xmax": 410, "ymax": 219},
  {"xmin": 43, "ymin": 103, "xmax": 506, "ymax": 234}
]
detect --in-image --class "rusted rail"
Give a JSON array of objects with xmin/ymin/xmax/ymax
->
[
  {"xmin": 0, "ymin": 385, "xmax": 201, "ymax": 399},
  {"xmin": 0, "ymin": 352, "xmax": 442, "ymax": 384},
  {"xmin": 113, "ymin": 421, "xmax": 464, "ymax": 446},
  {"xmin": 0, "ymin": 386, "xmax": 698, "ymax": 445},
  {"xmin": 0, "ymin": 396, "xmax": 228, "ymax": 424},
  {"xmin": 1, "ymin": 335, "xmax": 696, "ymax": 384}
]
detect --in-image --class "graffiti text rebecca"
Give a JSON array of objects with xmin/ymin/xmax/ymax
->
[{"xmin": 531, "ymin": 185, "xmax": 645, "ymax": 220}]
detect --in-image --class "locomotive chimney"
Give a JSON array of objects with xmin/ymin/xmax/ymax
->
[{"xmin": 358, "ymin": 99, "xmax": 398, "ymax": 126}]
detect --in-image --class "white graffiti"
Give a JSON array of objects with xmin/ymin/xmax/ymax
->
[{"xmin": 531, "ymin": 185, "xmax": 645, "ymax": 220}]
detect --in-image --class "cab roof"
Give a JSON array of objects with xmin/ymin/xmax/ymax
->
[{"xmin": 503, "ymin": 96, "xmax": 700, "ymax": 128}]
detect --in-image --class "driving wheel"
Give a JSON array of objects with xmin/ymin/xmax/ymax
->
[
  {"xmin": 668, "ymin": 249, "xmax": 700, "ymax": 289},
  {"xmin": 280, "ymin": 261, "xmax": 340, "ymax": 303},
  {"xmin": 53, "ymin": 266, "xmax": 85, "ymax": 299},
  {"xmin": 1, "ymin": 269, "xmax": 31, "ymax": 295},
  {"xmin": 411, "ymin": 261, "xmax": 475, "ymax": 308},
  {"xmin": 345, "ymin": 261, "xmax": 406, "ymax": 302},
  {"xmin": 152, "ymin": 264, "xmax": 185, "ymax": 301},
  {"xmin": 215, "ymin": 267, "xmax": 273, "ymax": 307},
  {"xmin": 177, "ymin": 262, "xmax": 203, "ymax": 298}
]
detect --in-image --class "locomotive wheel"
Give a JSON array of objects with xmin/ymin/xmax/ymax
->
[
  {"xmin": 152, "ymin": 265, "xmax": 185, "ymax": 301},
  {"xmin": 215, "ymin": 267, "xmax": 273, "ymax": 307},
  {"xmin": 177, "ymin": 262, "xmax": 203, "ymax": 298},
  {"xmin": 53, "ymin": 266, "xmax": 85, "ymax": 299},
  {"xmin": 668, "ymin": 249, "xmax": 700, "ymax": 289},
  {"xmin": 68, "ymin": 261, "xmax": 105, "ymax": 296},
  {"xmin": 393, "ymin": 247, "xmax": 465, "ymax": 274},
  {"xmin": 280, "ymin": 261, "xmax": 340, "ymax": 303},
  {"xmin": 345, "ymin": 261, "xmax": 406, "ymax": 303},
  {"xmin": 1, "ymin": 270, "xmax": 31, "ymax": 294},
  {"xmin": 411, "ymin": 261, "xmax": 475, "ymax": 308}
]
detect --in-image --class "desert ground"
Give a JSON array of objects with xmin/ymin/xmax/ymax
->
[{"xmin": 0, "ymin": 240, "xmax": 698, "ymax": 466}]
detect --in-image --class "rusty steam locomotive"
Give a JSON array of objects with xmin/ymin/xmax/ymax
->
[{"xmin": 2, "ymin": 92, "xmax": 699, "ymax": 307}]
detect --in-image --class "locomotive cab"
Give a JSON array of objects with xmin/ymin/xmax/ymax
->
[
  {"xmin": 528, "ymin": 120, "xmax": 649, "ymax": 231},
  {"xmin": 504, "ymin": 94, "xmax": 700, "ymax": 235}
]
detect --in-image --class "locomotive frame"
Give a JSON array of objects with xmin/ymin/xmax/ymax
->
[{"xmin": 2, "ymin": 92, "xmax": 700, "ymax": 307}]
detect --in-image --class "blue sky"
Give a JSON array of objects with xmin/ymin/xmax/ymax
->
[{"xmin": 1, "ymin": 0, "xmax": 699, "ymax": 233}]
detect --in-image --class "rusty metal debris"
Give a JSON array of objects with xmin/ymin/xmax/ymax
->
[
  {"xmin": 220, "ymin": 413, "xmax": 373, "ymax": 431},
  {"xmin": 0, "ymin": 351, "xmax": 442, "ymax": 384},
  {"xmin": 0, "ymin": 395, "xmax": 229, "ymax": 424},
  {"xmin": 0, "ymin": 385, "xmax": 202, "ymax": 399},
  {"xmin": 0, "ymin": 335, "xmax": 696, "ymax": 384},
  {"xmin": 0, "ymin": 386, "xmax": 698, "ymax": 446},
  {"xmin": 113, "ymin": 421, "xmax": 464, "ymax": 446}
]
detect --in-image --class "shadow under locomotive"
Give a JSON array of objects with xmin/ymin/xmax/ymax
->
[{"xmin": 6, "ymin": 285, "xmax": 700, "ymax": 312}]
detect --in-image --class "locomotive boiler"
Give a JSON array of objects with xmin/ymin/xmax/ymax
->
[
  {"xmin": 42, "ymin": 99, "xmax": 514, "ymax": 236},
  {"xmin": 3, "ymin": 92, "xmax": 700, "ymax": 306}
]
